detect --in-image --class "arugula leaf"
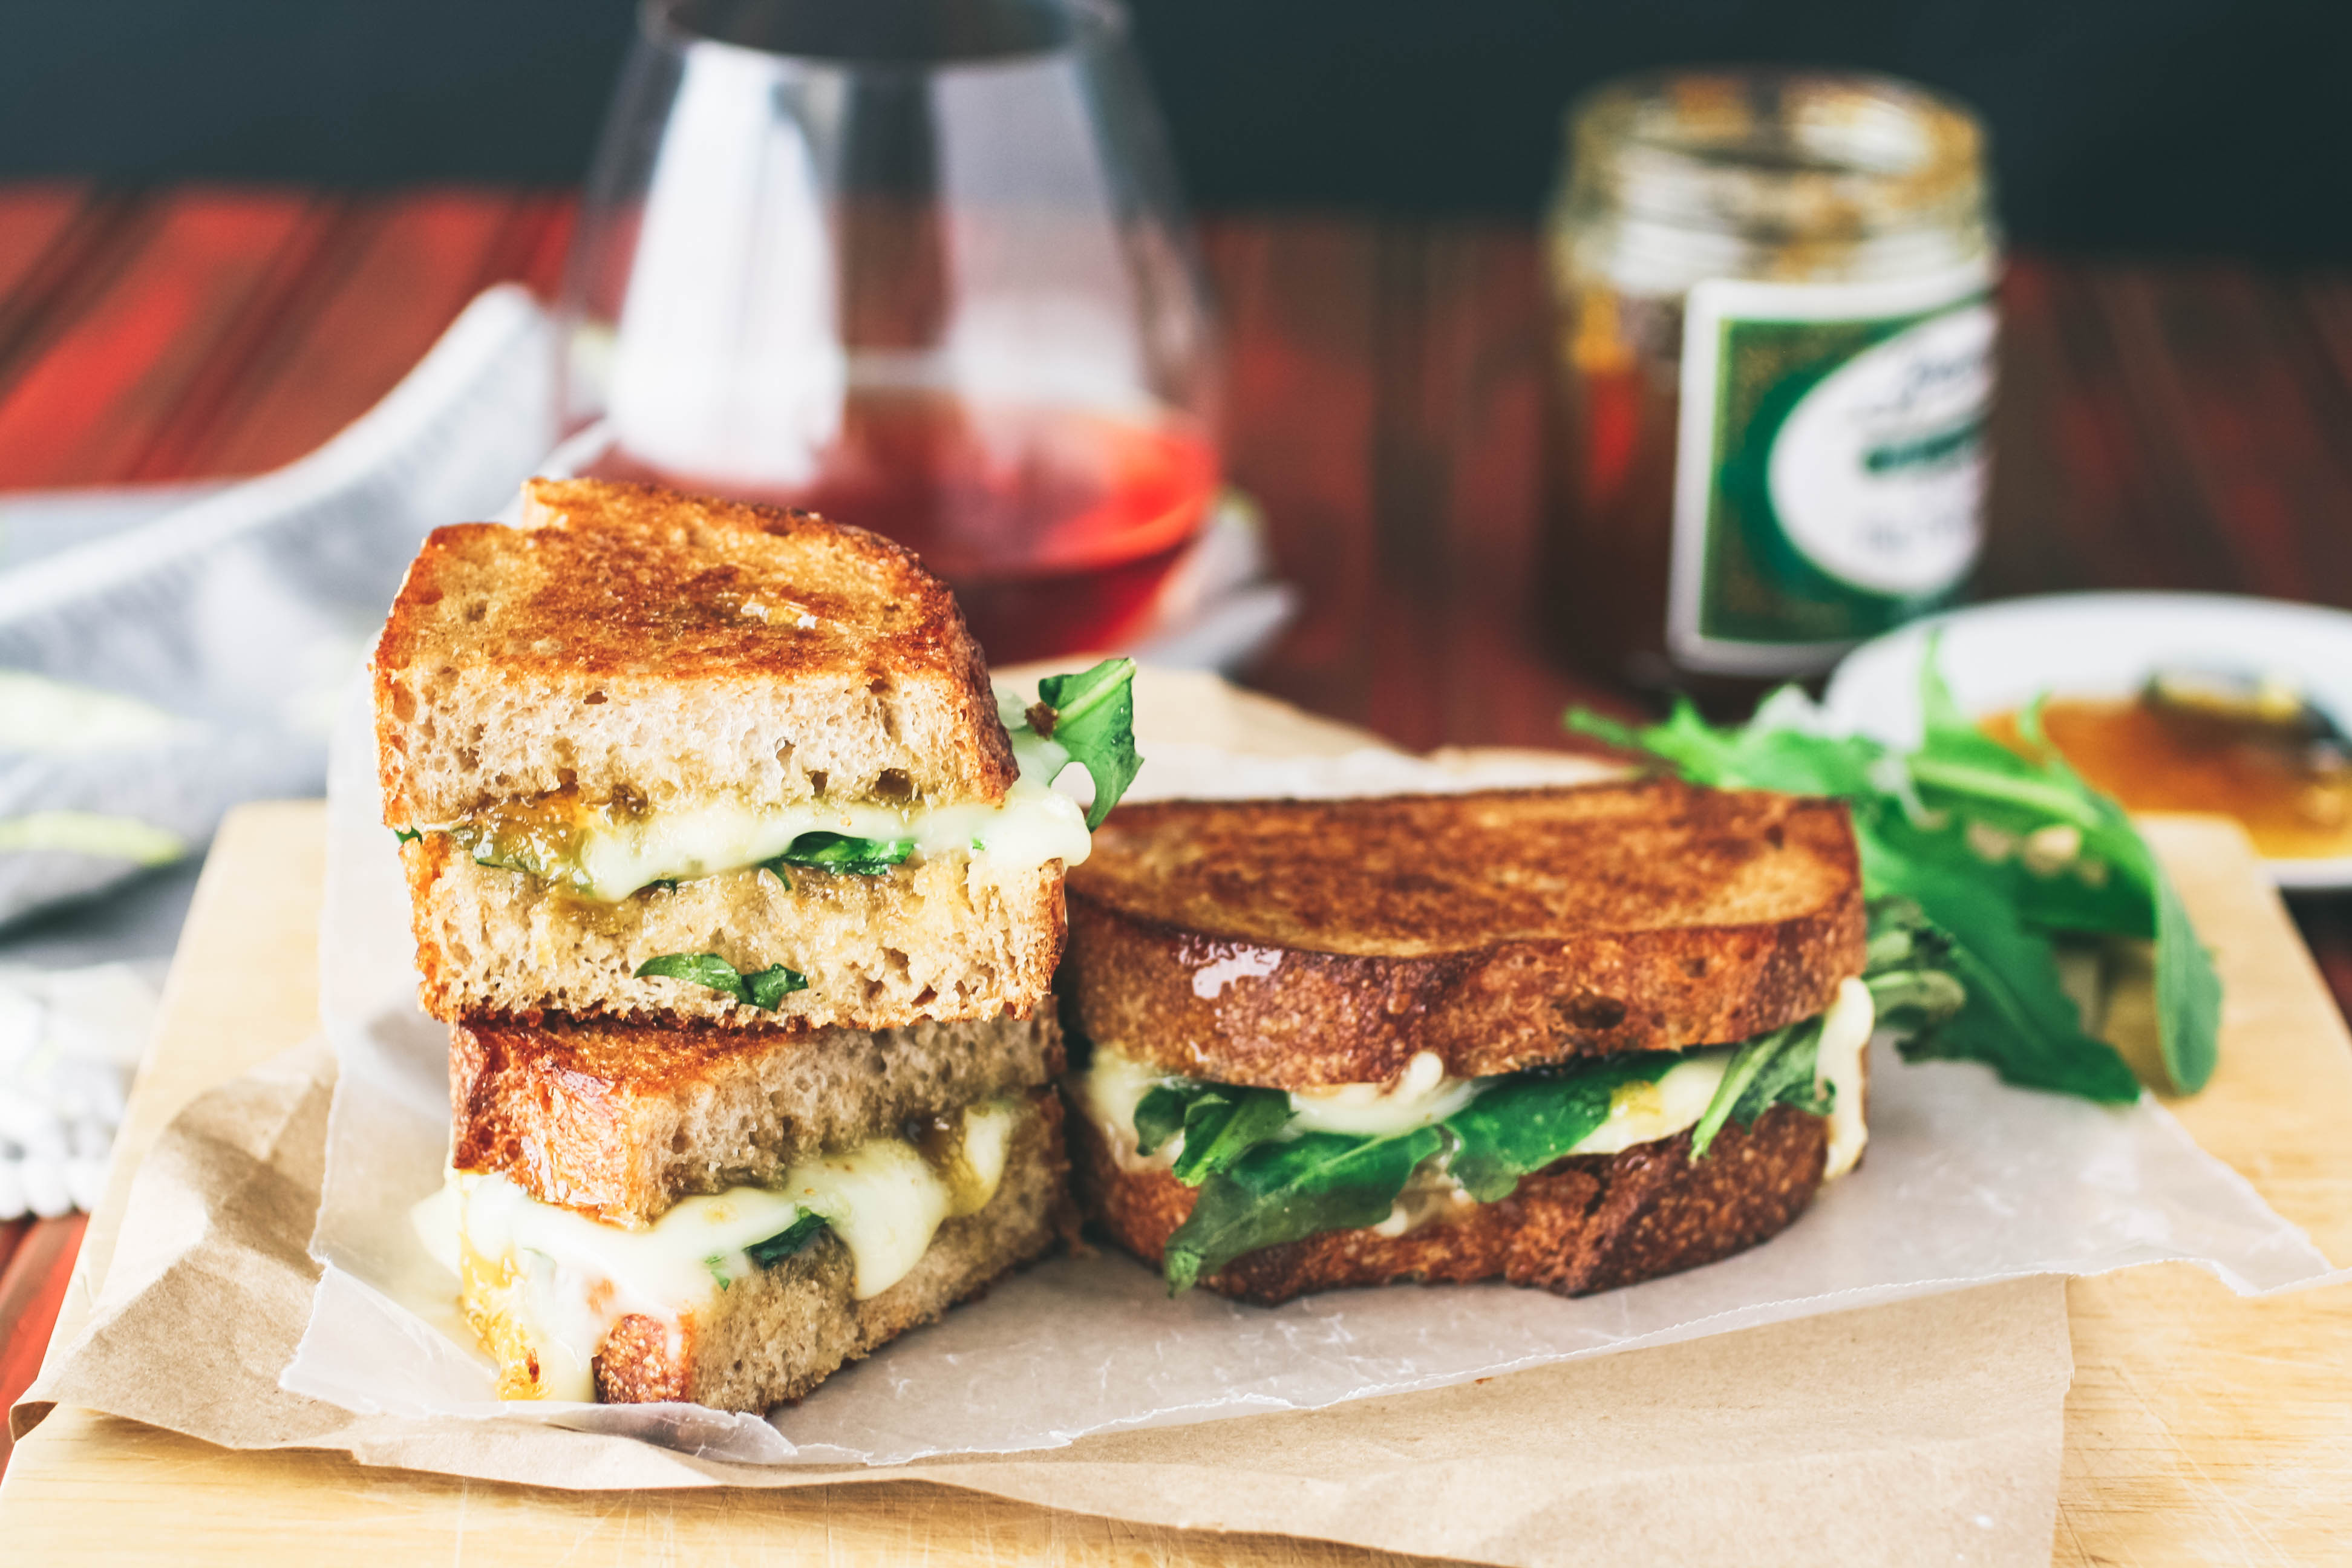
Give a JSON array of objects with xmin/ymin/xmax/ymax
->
[
  {"xmin": 1570, "ymin": 700, "xmax": 1884, "ymax": 800},
  {"xmin": 2013, "ymin": 700, "xmax": 2221, "ymax": 1093},
  {"xmin": 1909, "ymin": 662, "xmax": 2157, "ymax": 938},
  {"xmin": 1684, "ymin": 1025, "xmax": 1787, "ymax": 1161},
  {"xmin": 1861, "ymin": 847, "xmax": 2140, "ymax": 1101},
  {"xmin": 1168, "ymin": 1086, "xmax": 1295, "ymax": 1185},
  {"xmin": 1568, "ymin": 639, "xmax": 2220, "ymax": 1099},
  {"xmin": 1730, "ymin": 1033, "xmax": 1834, "ymax": 1125},
  {"xmin": 634, "ymin": 951, "xmax": 749, "ymax": 996},
  {"xmin": 633, "ymin": 952, "xmax": 809, "ymax": 1010},
  {"xmin": 1163, "ymin": 1128, "xmax": 1442, "ymax": 1293},
  {"xmin": 1443, "ymin": 1053, "xmax": 1677, "ymax": 1201},
  {"xmin": 1134, "ymin": 1083, "xmax": 1194, "ymax": 1158},
  {"xmin": 743, "ymin": 962, "xmax": 811, "ymax": 1009},
  {"xmin": 773, "ymin": 831, "xmax": 915, "ymax": 877},
  {"xmin": 1865, "ymin": 801, "xmax": 2151, "ymax": 941},
  {"xmin": 1034, "ymin": 658, "xmax": 1142, "ymax": 829},
  {"xmin": 1131, "ymin": 1078, "xmax": 1305, "ymax": 1182},
  {"xmin": 1861, "ymin": 903, "xmax": 1970, "ymax": 1029},
  {"xmin": 745, "ymin": 1211, "xmax": 829, "ymax": 1268},
  {"xmin": 2152, "ymin": 867, "xmax": 2222, "ymax": 1094}
]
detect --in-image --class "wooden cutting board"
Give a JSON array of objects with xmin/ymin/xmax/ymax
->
[{"xmin": 1, "ymin": 800, "xmax": 2348, "ymax": 1563}]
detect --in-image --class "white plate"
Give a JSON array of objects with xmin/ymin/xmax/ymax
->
[{"xmin": 1823, "ymin": 592, "xmax": 2352, "ymax": 890}]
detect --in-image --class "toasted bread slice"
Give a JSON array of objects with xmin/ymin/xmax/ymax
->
[
  {"xmin": 405, "ymin": 835, "xmax": 1064, "ymax": 1031},
  {"xmin": 1070, "ymin": 1097, "xmax": 1827, "ymax": 1306},
  {"xmin": 452, "ymin": 1011, "xmax": 1062, "ymax": 1227},
  {"xmin": 373, "ymin": 477, "xmax": 1014, "ymax": 828},
  {"xmin": 1062, "ymin": 780, "xmax": 1866, "ymax": 1085},
  {"xmin": 466, "ymin": 1094, "xmax": 1073, "ymax": 1410}
]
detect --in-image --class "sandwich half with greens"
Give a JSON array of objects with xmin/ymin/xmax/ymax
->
[
  {"xmin": 380, "ymin": 478, "xmax": 1141, "ymax": 1410},
  {"xmin": 1060, "ymin": 781, "xmax": 1964, "ymax": 1302}
]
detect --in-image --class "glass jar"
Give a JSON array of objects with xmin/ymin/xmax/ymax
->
[{"xmin": 1539, "ymin": 69, "xmax": 1999, "ymax": 698}]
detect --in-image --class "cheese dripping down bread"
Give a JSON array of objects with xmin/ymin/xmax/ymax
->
[
  {"xmin": 372, "ymin": 479, "xmax": 1086, "ymax": 1031},
  {"xmin": 422, "ymin": 1013, "xmax": 1073, "ymax": 1410},
  {"xmin": 1056, "ymin": 783, "xmax": 1891, "ymax": 1302}
]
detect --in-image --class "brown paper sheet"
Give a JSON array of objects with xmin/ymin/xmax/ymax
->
[{"xmin": 18, "ymin": 1037, "xmax": 2071, "ymax": 1567}]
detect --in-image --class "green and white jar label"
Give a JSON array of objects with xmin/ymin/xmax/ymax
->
[{"xmin": 1668, "ymin": 264, "xmax": 1996, "ymax": 675}]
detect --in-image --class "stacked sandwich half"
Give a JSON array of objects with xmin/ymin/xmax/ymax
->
[{"xmin": 380, "ymin": 479, "xmax": 1127, "ymax": 1409}]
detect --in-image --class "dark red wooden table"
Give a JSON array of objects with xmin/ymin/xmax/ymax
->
[{"xmin": 2, "ymin": 183, "xmax": 2350, "ymax": 1469}]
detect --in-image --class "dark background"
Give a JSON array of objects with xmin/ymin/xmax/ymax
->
[{"xmin": 4, "ymin": 1, "xmax": 2346, "ymax": 258}]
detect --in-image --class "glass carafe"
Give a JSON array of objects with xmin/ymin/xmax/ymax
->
[{"xmin": 561, "ymin": 0, "xmax": 1220, "ymax": 663}]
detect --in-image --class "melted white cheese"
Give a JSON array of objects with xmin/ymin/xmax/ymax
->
[
  {"xmin": 433, "ymin": 715, "xmax": 1091, "ymax": 902},
  {"xmin": 1287, "ymin": 1051, "xmax": 1483, "ymax": 1137},
  {"xmin": 1076, "ymin": 1045, "xmax": 1181, "ymax": 1171},
  {"xmin": 562, "ymin": 783, "xmax": 1087, "ymax": 901},
  {"xmin": 1815, "ymin": 976, "xmax": 1874, "ymax": 1180},
  {"xmin": 1073, "ymin": 1045, "xmax": 1744, "ymax": 1173},
  {"xmin": 1076, "ymin": 1004, "xmax": 1873, "ymax": 1188},
  {"xmin": 1569, "ymin": 1051, "xmax": 1738, "ymax": 1155},
  {"xmin": 425, "ymin": 1099, "xmax": 1019, "ymax": 1402}
]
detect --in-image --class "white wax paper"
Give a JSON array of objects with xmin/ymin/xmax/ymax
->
[{"xmin": 287, "ymin": 676, "xmax": 2343, "ymax": 1465}]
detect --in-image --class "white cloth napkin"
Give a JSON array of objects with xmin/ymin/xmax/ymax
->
[{"xmin": 0, "ymin": 285, "xmax": 557, "ymax": 927}]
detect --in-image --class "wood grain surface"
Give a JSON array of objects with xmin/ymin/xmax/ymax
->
[{"xmin": 0, "ymin": 804, "xmax": 2347, "ymax": 1564}]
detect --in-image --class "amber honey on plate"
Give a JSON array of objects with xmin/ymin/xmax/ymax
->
[{"xmin": 1982, "ymin": 698, "xmax": 2352, "ymax": 861}]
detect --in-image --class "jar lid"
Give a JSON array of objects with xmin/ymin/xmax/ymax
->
[{"xmin": 1564, "ymin": 69, "xmax": 1990, "ymax": 243}]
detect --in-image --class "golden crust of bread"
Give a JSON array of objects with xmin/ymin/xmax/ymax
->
[
  {"xmin": 373, "ymin": 477, "xmax": 1014, "ymax": 824},
  {"xmin": 1069, "ymin": 1099, "xmax": 1830, "ymax": 1307},
  {"xmin": 1062, "ymin": 780, "xmax": 1866, "ymax": 1084},
  {"xmin": 450, "ymin": 1011, "xmax": 1063, "ymax": 1226},
  {"xmin": 590, "ymin": 1094, "xmax": 1075, "ymax": 1409},
  {"xmin": 402, "ymin": 834, "xmax": 1066, "ymax": 1032}
]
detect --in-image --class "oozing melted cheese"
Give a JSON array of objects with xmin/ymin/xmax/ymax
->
[
  {"xmin": 420, "ymin": 1099, "xmax": 1019, "ymax": 1402},
  {"xmin": 1076, "ymin": 981, "xmax": 1877, "ymax": 1203},
  {"xmin": 1076, "ymin": 1045, "xmax": 1742, "ymax": 1176},
  {"xmin": 1288, "ymin": 1051, "xmax": 1483, "ymax": 1136},
  {"xmin": 428, "ymin": 722, "xmax": 1090, "ymax": 903},
  {"xmin": 1074, "ymin": 1047, "xmax": 1185, "ymax": 1171},
  {"xmin": 1814, "ymin": 976, "xmax": 1874, "ymax": 1180},
  {"xmin": 1569, "ymin": 1052, "xmax": 1738, "ymax": 1155}
]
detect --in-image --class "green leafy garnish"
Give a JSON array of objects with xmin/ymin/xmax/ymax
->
[
  {"xmin": 745, "ymin": 1212, "xmax": 829, "ymax": 1268},
  {"xmin": 1030, "ymin": 658, "xmax": 1142, "ymax": 829},
  {"xmin": 1687, "ymin": 1025, "xmax": 1809, "ymax": 1161},
  {"xmin": 770, "ymin": 831, "xmax": 915, "ymax": 877},
  {"xmin": 1684, "ymin": 906, "xmax": 1970, "ymax": 1160},
  {"xmin": 1134, "ymin": 1082, "xmax": 1296, "ymax": 1184},
  {"xmin": 1141, "ymin": 1028, "xmax": 1852, "ymax": 1293},
  {"xmin": 1861, "ymin": 901, "xmax": 1970, "ymax": 1030},
  {"xmin": 1442, "ymin": 1054, "xmax": 1679, "ymax": 1201},
  {"xmin": 392, "ymin": 826, "xmax": 421, "ymax": 845},
  {"xmin": 633, "ymin": 952, "xmax": 809, "ymax": 1010},
  {"xmin": 1133, "ymin": 1082, "xmax": 1193, "ymax": 1159},
  {"xmin": 1569, "ymin": 641, "xmax": 2220, "ymax": 1098},
  {"xmin": 1165, "ymin": 1128, "xmax": 1443, "ymax": 1293},
  {"xmin": 2152, "ymin": 863, "xmax": 2223, "ymax": 1094}
]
